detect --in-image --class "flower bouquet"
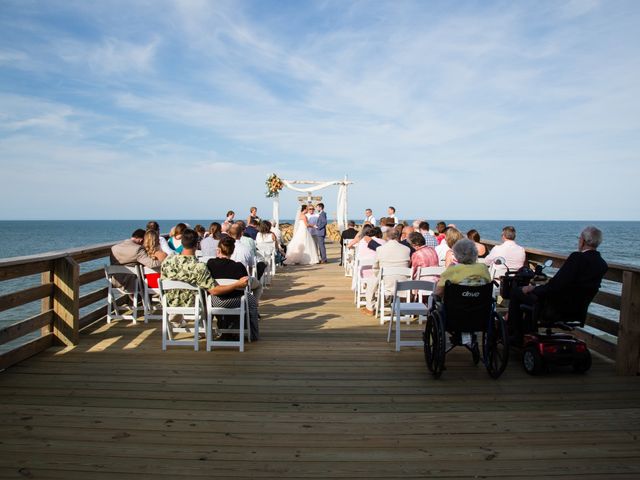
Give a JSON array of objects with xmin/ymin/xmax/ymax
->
[{"xmin": 265, "ymin": 173, "xmax": 284, "ymax": 198}]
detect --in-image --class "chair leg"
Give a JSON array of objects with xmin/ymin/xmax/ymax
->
[
  {"xmin": 386, "ymin": 309, "xmax": 394, "ymax": 342},
  {"xmin": 395, "ymin": 310, "xmax": 401, "ymax": 352}
]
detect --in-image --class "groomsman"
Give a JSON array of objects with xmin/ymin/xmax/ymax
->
[
  {"xmin": 364, "ymin": 208, "xmax": 377, "ymax": 226},
  {"xmin": 312, "ymin": 203, "xmax": 328, "ymax": 263}
]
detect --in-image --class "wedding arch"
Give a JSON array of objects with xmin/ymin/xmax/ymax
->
[{"xmin": 266, "ymin": 175, "xmax": 353, "ymax": 231}]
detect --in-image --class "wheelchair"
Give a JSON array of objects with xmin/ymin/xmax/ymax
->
[{"xmin": 423, "ymin": 281, "xmax": 509, "ymax": 379}]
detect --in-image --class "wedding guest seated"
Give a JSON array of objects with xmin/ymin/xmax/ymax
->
[
  {"xmin": 467, "ymin": 229, "xmax": 487, "ymax": 258},
  {"xmin": 349, "ymin": 225, "xmax": 383, "ymax": 292},
  {"xmin": 228, "ymin": 223, "xmax": 255, "ymax": 272},
  {"xmin": 419, "ymin": 221, "xmax": 438, "ymax": 247},
  {"xmin": 366, "ymin": 227, "xmax": 385, "ymax": 252},
  {"xmin": 146, "ymin": 221, "xmax": 173, "ymax": 256},
  {"xmin": 168, "ymin": 223, "xmax": 187, "ymax": 253},
  {"xmin": 244, "ymin": 218, "xmax": 259, "ymax": 240},
  {"xmin": 194, "ymin": 224, "xmax": 206, "ymax": 249},
  {"xmin": 434, "ymin": 239, "xmax": 491, "ymax": 298},
  {"xmin": 435, "ymin": 222, "xmax": 447, "ymax": 244},
  {"xmin": 256, "ymin": 220, "xmax": 284, "ymax": 265},
  {"xmin": 443, "ymin": 228, "xmax": 463, "ymax": 267},
  {"xmin": 340, "ymin": 221, "xmax": 358, "ymax": 266},
  {"xmin": 143, "ymin": 229, "xmax": 168, "ymax": 263},
  {"xmin": 408, "ymin": 232, "xmax": 439, "ymax": 277},
  {"xmin": 111, "ymin": 229, "xmax": 162, "ymax": 291},
  {"xmin": 363, "ymin": 228, "xmax": 410, "ymax": 315},
  {"xmin": 400, "ymin": 226, "xmax": 416, "ymax": 255},
  {"xmin": 160, "ymin": 229, "xmax": 257, "ymax": 340},
  {"xmin": 507, "ymin": 226, "xmax": 607, "ymax": 342},
  {"xmin": 142, "ymin": 229, "xmax": 168, "ymax": 288},
  {"xmin": 484, "ymin": 226, "xmax": 525, "ymax": 270},
  {"xmin": 200, "ymin": 222, "xmax": 222, "ymax": 257},
  {"xmin": 228, "ymin": 224, "xmax": 265, "ymax": 298},
  {"xmin": 206, "ymin": 236, "xmax": 260, "ymax": 340}
]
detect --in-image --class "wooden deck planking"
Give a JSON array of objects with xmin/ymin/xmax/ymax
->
[{"xmin": 0, "ymin": 242, "xmax": 639, "ymax": 478}]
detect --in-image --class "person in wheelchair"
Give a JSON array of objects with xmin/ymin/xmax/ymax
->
[
  {"xmin": 507, "ymin": 226, "xmax": 608, "ymax": 343},
  {"xmin": 434, "ymin": 238, "xmax": 491, "ymax": 298},
  {"xmin": 425, "ymin": 239, "xmax": 509, "ymax": 378}
]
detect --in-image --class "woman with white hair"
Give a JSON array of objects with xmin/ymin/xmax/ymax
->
[{"xmin": 434, "ymin": 238, "xmax": 491, "ymax": 298}]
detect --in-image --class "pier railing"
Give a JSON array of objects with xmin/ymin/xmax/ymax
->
[
  {"xmin": 1, "ymin": 240, "xmax": 639, "ymax": 375},
  {"xmin": 0, "ymin": 242, "xmax": 121, "ymax": 370}
]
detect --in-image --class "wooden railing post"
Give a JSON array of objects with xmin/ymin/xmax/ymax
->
[
  {"xmin": 41, "ymin": 270, "xmax": 54, "ymax": 336},
  {"xmin": 52, "ymin": 256, "xmax": 79, "ymax": 346},
  {"xmin": 616, "ymin": 270, "xmax": 640, "ymax": 375}
]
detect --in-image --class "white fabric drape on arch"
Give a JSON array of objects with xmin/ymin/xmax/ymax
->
[{"xmin": 271, "ymin": 179, "xmax": 351, "ymax": 231}]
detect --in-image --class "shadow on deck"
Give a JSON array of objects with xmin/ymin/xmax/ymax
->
[{"xmin": 1, "ymin": 244, "xmax": 639, "ymax": 478}]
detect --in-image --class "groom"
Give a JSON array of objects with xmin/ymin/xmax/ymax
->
[{"xmin": 310, "ymin": 203, "xmax": 328, "ymax": 264}]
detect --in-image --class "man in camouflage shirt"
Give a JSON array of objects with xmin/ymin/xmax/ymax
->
[{"xmin": 161, "ymin": 229, "xmax": 248, "ymax": 307}]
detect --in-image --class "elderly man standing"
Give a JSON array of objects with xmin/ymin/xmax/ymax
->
[
  {"xmin": 362, "ymin": 228, "xmax": 410, "ymax": 316},
  {"xmin": 484, "ymin": 226, "xmax": 526, "ymax": 270}
]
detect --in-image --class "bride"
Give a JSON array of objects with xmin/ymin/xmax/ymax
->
[{"xmin": 284, "ymin": 205, "xmax": 320, "ymax": 265}]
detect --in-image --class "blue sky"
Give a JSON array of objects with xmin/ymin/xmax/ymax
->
[{"xmin": 0, "ymin": 0, "xmax": 638, "ymax": 221}]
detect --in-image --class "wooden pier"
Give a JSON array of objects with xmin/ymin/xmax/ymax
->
[{"xmin": 1, "ymin": 243, "xmax": 640, "ymax": 478}]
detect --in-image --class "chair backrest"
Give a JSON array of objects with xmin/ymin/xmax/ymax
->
[
  {"xmin": 443, "ymin": 281, "xmax": 494, "ymax": 332},
  {"xmin": 158, "ymin": 279, "xmax": 199, "ymax": 293},
  {"xmin": 198, "ymin": 256, "xmax": 215, "ymax": 264},
  {"xmin": 137, "ymin": 265, "xmax": 161, "ymax": 290},
  {"xmin": 356, "ymin": 258, "xmax": 374, "ymax": 275},
  {"xmin": 417, "ymin": 266, "xmax": 445, "ymax": 278},
  {"xmin": 381, "ymin": 266, "xmax": 412, "ymax": 278},
  {"xmin": 105, "ymin": 265, "xmax": 139, "ymax": 277},
  {"xmin": 394, "ymin": 280, "xmax": 435, "ymax": 296}
]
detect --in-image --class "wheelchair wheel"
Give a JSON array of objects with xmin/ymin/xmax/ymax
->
[
  {"xmin": 483, "ymin": 311, "xmax": 509, "ymax": 379},
  {"xmin": 424, "ymin": 311, "xmax": 445, "ymax": 378}
]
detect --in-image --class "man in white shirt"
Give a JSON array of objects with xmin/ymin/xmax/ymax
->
[
  {"xmin": 484, "ymin": 226, "xmax": 526, "ymax": 270},
  {"xmin": 228, "ymin": 223, "xmax": 263, "ymax": 300},
  {"xmin": 364, "ymin": 208, "xmax": 377, "ymax": 226}
]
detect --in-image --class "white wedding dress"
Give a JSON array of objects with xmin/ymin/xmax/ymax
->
[{"xmin": 284, "ymin": 214, "xmax": 320, "ymax": 265}]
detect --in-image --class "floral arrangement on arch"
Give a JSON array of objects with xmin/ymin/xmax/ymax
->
[{"xmin": 265, "ymin": 173, "xmax": 284, "ymax": 198}]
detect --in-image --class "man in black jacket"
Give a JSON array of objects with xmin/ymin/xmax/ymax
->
[
  {"xmin": 508, "ymin": 226, "xmax": 608, "ymax": 342},
  {"xmin": 339, "ymin": 221, "xmax": 358, "ymax": 266}
]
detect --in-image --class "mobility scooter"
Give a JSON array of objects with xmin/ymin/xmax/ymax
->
[{"xmin": 501, "ymin": 260, "xmax": 592, "ymax": 375}]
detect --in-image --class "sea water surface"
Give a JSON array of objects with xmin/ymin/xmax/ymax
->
[{"xmin": 0, "ymin": 220, "xmax": 638, "ymax": 330}]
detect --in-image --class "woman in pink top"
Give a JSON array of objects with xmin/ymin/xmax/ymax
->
[
  {"xmin": 408, "ymin": 232, "xmax": 439, "ymax": 278},
  {"xmin": 350, "ymin": 225, "xmax": 385, "ymax": 291}
]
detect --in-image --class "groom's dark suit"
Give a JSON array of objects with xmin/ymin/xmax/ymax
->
[{"xmin": 311, "ymin": 210, "xmax": 328, "ymax": 263}]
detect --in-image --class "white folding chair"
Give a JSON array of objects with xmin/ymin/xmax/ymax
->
[
  {"xmin": 387, "ymin": 280, "xmax": 432, "ymax": 351},
  {"xmin": 415, "ymin": 266, "xmax": 445, "ymax": 305},
  {"xmin": 205, "ymin": 279, "xmax": 251, "ymax": 352},
  {"xmin": 158, "ymin": 279, "xmax": 206, "ymax": 351},
  {"xmin": 138, "ymin": 266, "xmax": 162, "ymax": 322},
  {"xmin": 256, "ymin": 242, "xmax": 276, "ymax": 287},
  {"xmin": 377, "ymin": 266, "xmax": 412, "ymax": 324},
  {"xmin": 104, "ymin": 265, "xmax": 143, "ymax": 324},
  {"xmin": 354, "ymin": 258, "xmax": 375, "ymax": 308},
  {"xmin": 343, "ymin": 239, "xmax": 355, "ymax": 277}
]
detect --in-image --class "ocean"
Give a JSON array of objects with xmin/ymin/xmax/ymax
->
[{"xmin": 0, "ymin": 219, "xmax": 638, "ymax": 329}]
